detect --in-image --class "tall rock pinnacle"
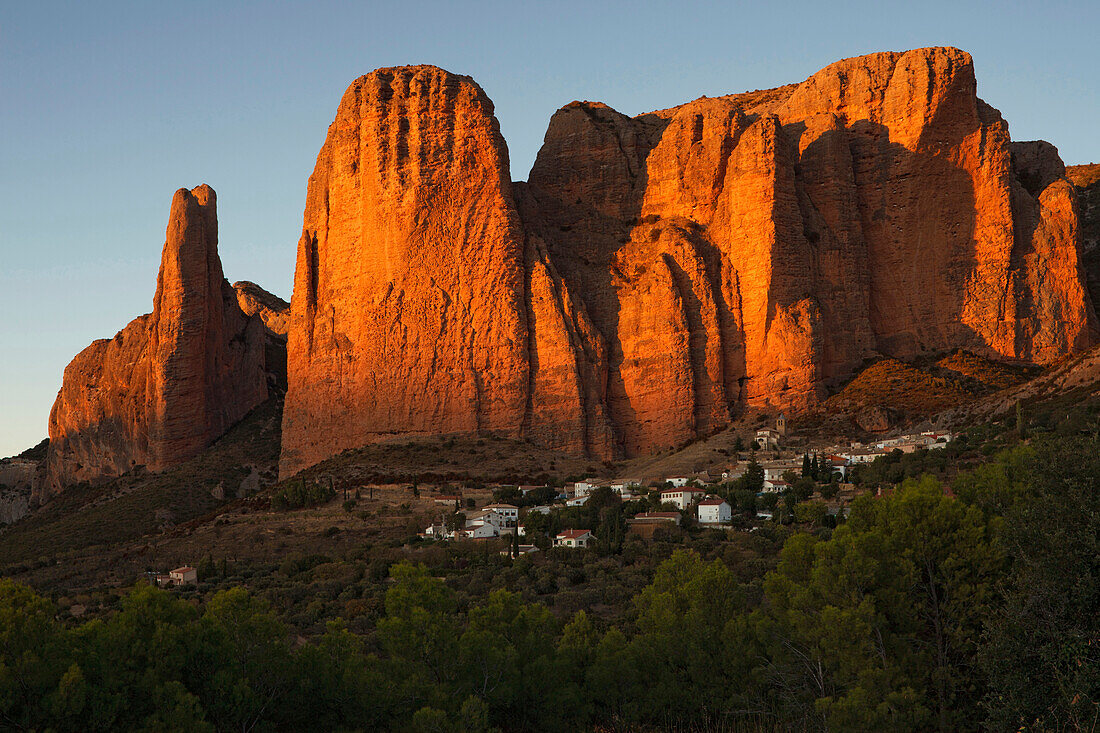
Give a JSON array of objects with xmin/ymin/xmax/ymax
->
[{"xmin": 42, "ymin": 185, "xmax": 268, "ymax": 498}]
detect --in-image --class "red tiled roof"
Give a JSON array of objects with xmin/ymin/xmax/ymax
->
[{"xmin": 557, "ymin": 529, "xmax": 592, "ymax": 539}]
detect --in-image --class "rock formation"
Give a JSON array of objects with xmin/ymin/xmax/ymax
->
[
  {"xmin": 233, "ymin": 281, "xmax": 290, "ymax": 337},
  {"xmin": 280, "ymin": 66, "xmax": 615, "ymax": 476},
  {"xmin": 1067, "ymin": 164, "xmax": 1100, "ymax": 311},
  {"xmin": 42, "ymin": 185, "xmax": 269, "ymax": 498},
  {"xmin": 272, "ymin": 49, "xmax": 1095, "ymax": 474},
  {"xmin": 520, "ymin": 46, "xmax": 1096, "ymax": 455},
  {"xmin": 0, "ymin": 458, "xmax": 36, "ymax": 524}
]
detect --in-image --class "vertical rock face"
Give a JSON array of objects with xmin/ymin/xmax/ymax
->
[
  {"xmin": 42, "ymin": 186, "xmax": 268, "ymax": 498},
  {"xmin": 281, "ymin": 49, "xmax": 1096, "ymax": 473},
  {"xmin": 280, "ymin": 66, "xmax": 614, "ymax": 476},
  {"xmin": 521, "ymin": 46, "xmax": 1095, "ymax": 457},
  {"xmin": 1067, "ymin": 164, "xmax": 1100, "ymax": 317}
]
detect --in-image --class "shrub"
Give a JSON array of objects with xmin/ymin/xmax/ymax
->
[{"xmin": 271, "ymin": 479, "xmax": 334, "ymax": 510}]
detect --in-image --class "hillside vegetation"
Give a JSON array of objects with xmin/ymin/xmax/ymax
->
[
  {"xmin": 822, "ymin": 351, "xmax": 1037, "ymax": 425},
  {"xmin": 0, "ymin": 397, "xmax": 283, "ymax": 567}
]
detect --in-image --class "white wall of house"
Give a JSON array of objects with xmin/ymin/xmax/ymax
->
[
  {"xmin": 697, "ymin": 501, "xmax": 732, "ymax": 524},
  {"xmin": 554, "ymin": 531, "xmax": 592, "ymax": 548},
  {"xmin": 573, "ymin": 481, "xmax": 595, "ymax": 497},
  {"xmin": 660, "ymin": 489, "xmax": 704, "ymax": 510},
  {"xmin": 484, "ymin": 504, "xmax": 519, "ymax": 520},
  {"xmin": 463, "ymin": 524, "xmax": 499, "ymax": 539}
]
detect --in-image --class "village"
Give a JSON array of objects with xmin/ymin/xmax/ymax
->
[
  {"xmin": 142, "ymin": 415, "xmax": 956, "ymax": 582},
  {"xmin": 410, "ymin": 416, "xmax": 955, "ymax": 555}
]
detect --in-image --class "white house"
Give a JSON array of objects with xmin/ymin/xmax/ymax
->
[
  {"xmin": 761, "ymin": 461, "xmax": 801, "ymax": 481},
  {"xmin": 610, "ymin": 480, "xmax": 642, "ymax": 498},
  {"xmin": 422, "ymin": 523, "xmax": 448, "ymax": 538},
  {"xmin": 169, "ymin": 566, "xmax": 197, "ymax": 586},
  {"xmin": 665, "ymin": 477, "xmax": 689, "ymax": 488},
  {"xmin": 483, "ymin": 504, "xmax": 519, "ymax": 524},
  {"xmin": 572, "ymin": 481, "xmax": 597, "ymax": 497},
  {"xmin": 499, "ymin": 544, "xmax": 539, "ymax": 557},
  {"xmin": 466, "ymin": 508, "xmax": 515, "ymax": 534},
  {"xmin": 762, "ymin": 478, "xmax": 790, "ymax": 493},
  {"xmin": 839, "ymin": 449, "xmax": 885, "ymax": 464},
  {"xmin": 824, "ymin": 456, "xmax": 849, "ymax": 480},
  {"xmin": 659, "ymin": 486, "xmax": 706, "ymax": 510},
  {"xmin": 458, "ymin": 523, "xmax": 499, "ymax": 540},
  {"xmin": 554, "ymin": 529, "xmax": 594, "ymax": 548},
  {"xmin": 433, "ymin": 495, "xmax": 463, "ymax": 508},
  {"xmin": 697, "ymin": 498, "xmax": 732, "ymax": 524},
  {"xmin": 566, "ymin": 495, "xmax": 590, "ymax": 507},
  {"xmin": 722, "ymin": 466, "xmax": 746, "ymax": 482}
]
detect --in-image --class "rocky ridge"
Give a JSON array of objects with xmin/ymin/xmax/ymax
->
[
  {"xmin": 37, "ymin": 49, "xmax": 1098, "ymax": 492},
  {"xmin": 279, "ymin": 48, "xmax": 1097, "ymax": 476}
]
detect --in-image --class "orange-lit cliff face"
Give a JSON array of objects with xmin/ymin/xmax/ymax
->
[
  {"xmin": 42, "ymin": 186, "xmax": 270, "ymax": 500},
  {"xmin": 280, "ymin": 47, "xmax": 1096, "ymax": 476}
]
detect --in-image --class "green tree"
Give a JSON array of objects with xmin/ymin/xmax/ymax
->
[
  {"xmin": 74, "ymin": 583, "xmax": 203, "ymax": 731},
  {"xmin": 0, "ymin": 581, "xmax": 73, "ymax": 730},
  {"xmin": 739, "ymin": 457, "xmax": 764, "ymax": 494},
  {"xmin": 980, "ymin": 435, "xmax": 1100, "ymax": 731},
  {"xmin": 626, "ymin": 551, "xmax": 745, "ymax": 724},
  {"xmin": 751, "ymin": 477, "xmax": 1004, "ymax": 731},
  {"xmin": 377, "ymin": 563, "xmax": 461, "ymax": 713},
  {"xmin": 458, "ymin": 590, "xmax": 558, "ymax": 730},
  {"xmin": 793, "ymin": 500, "xmax": 827, "ymax": 526},
  {"xmin": 192, "ymin": 588, "xmax": 293, "ymax": 732},
  {"xmin": 287, "ymin": 620, "xmax": 388, "ymax": 731}
]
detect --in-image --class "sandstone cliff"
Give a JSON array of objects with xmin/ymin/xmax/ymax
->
[
  {"xmin": 521, "ymin": 46, "xmax": 1096, "ymax": 456},
  {"xmin": 280, "ymin": 66, "xmax": 615, "ymax": 476},
  {"xmin": 42, "ymin": 186, "xmax": 269, "ymax": 499},
  {"xmin": 281, "ymin": 49, "xmax": 1096, "ymax": 474}
]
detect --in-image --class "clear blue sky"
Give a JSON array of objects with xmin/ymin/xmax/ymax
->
[{"xmin": 2, "ymin": 0, "xmax": 1097, "ymax": 457}]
